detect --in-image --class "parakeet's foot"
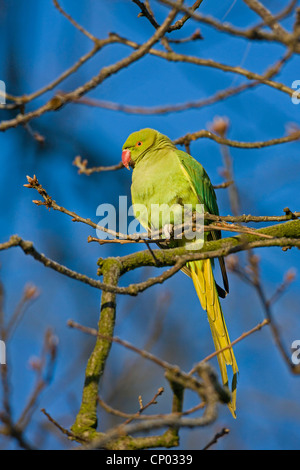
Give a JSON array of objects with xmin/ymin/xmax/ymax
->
[{"xmin": 163, "ymin": 223, "xmax": 174, "ymax": 239}]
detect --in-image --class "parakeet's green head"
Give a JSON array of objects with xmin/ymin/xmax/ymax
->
[
  {"xmin": 122, "ymin": 129, "xmax": 172, "ymax": 169},
  {"xmin": 122, "ymin": 128, "xmax": 158, "ymax": 169}
]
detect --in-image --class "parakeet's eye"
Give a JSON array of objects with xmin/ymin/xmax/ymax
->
[{"xmin": 136, "ymin": 141, "xmax": 143, "ymax": 147}]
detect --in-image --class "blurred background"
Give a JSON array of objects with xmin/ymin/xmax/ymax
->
[{"xmin": 0, "ymin": 0, "xmax": 300, "ymax": 449}]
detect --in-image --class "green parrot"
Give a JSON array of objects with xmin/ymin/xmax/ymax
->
[{"xmin": 122, "ymin": 128, "xmax": 238, "ymax": 417}]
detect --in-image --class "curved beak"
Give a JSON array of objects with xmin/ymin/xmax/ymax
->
[{"xmin": 122, "ymin": 149, "xmax": 132, "ymax": 170}]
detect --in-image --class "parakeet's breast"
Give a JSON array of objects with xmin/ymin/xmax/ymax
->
[
  {"xmin": 131, "ymin": 148, "xmax": 199, "ymax": 230},
  {"xmin": 132, "ymin": 150, "xmax": 178, "ymax": 204}
]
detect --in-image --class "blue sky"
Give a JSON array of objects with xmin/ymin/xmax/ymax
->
[{"xmin": 0, "ymin": 0, "xmax": 300, "ymax": 450}]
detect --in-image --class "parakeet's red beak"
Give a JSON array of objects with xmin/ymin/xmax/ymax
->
[{"xmin": 122, "ymin": 149, "xmax": 132, "ymax": 170}]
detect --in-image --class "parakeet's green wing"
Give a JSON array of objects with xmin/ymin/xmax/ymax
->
[
  {"xmin": 175, "ymin": 149, "xmax": 220, "ymax": 219},
  {"xmin": 175, "ymin": 150, "xmax": 229, "ymax": 294}
]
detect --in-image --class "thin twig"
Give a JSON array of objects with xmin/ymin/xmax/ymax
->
[
  {"xmin": 73, "ymin": 156, "xmax": 123, "ymax": 175},
  {"xmin": 123, "ymin": 388, "xmax": 164, "ymax": 425},
  {"xmin": 202, "ymin": 427, "xmax": 230, "ymax": 450},
  {"xmin": 189, "ymin": 319, "xmax": 270, "ymax": 375},
  {"xmin": 41, "ymin": 408, "xmax": 87, "ymax": 443}
]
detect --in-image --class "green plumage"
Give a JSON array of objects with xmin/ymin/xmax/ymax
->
[
  {"xmin": 128, "ymin": 132, "xmax": 216, "ymax": 228},
  {"xmin": 122, "ymin": 128, "xmax": 238, "ymax": 417}
]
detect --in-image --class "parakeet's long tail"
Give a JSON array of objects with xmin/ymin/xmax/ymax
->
[{"xmin": 185, "ymin": 259, "xmax": 238, "ymax": 418}]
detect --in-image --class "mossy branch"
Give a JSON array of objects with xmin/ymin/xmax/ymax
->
[
  {"xmin": 96, "ymin": 219, "xmax": 300, "ymax": 296},
  {"xmin": 70, "ymin": 259, "xmax": 121, "ymax": 441}
]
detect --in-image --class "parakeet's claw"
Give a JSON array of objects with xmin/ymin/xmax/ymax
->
[{"xmin": 163, "ymin": 223, "xmax": 174, "ymax": 239}]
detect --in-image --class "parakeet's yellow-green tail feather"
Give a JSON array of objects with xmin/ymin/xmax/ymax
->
[{"xmin": 187, "ymin": 259, "xmax": 238, "ymax": 418}]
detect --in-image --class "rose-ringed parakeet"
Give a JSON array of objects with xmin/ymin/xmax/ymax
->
[{"xmin": 122, "ymin": 128, "xmax": 238, "ymax": 417}]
